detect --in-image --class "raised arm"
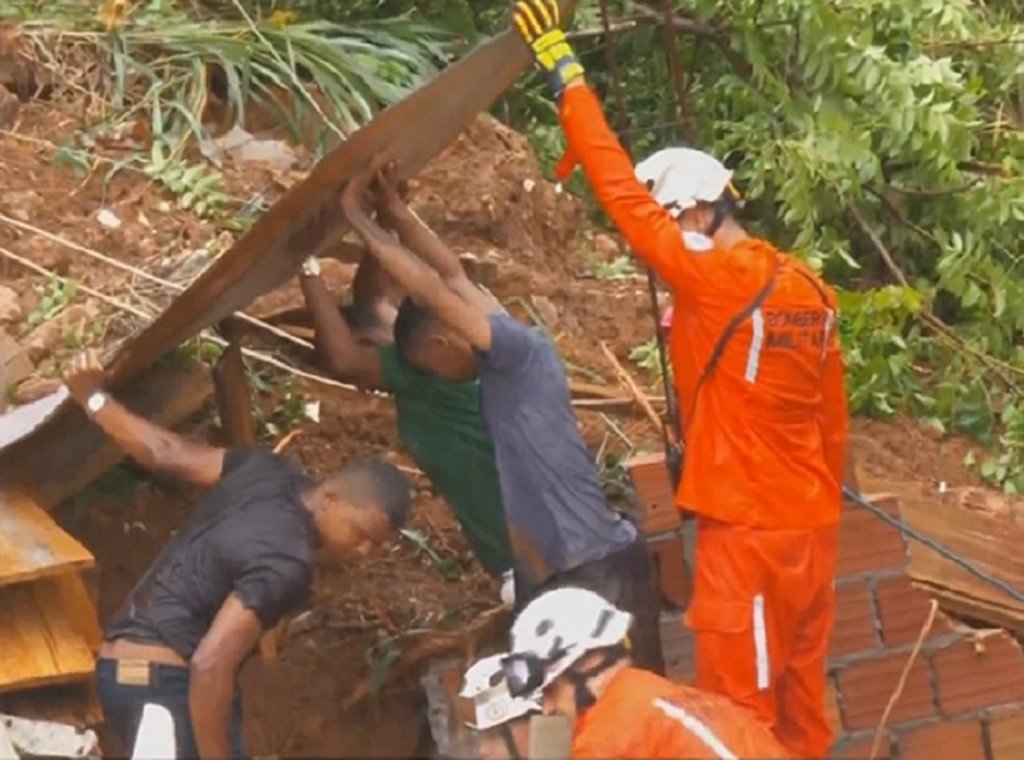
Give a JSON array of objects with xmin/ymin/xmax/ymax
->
[
  {"xmin": 298, "ymin": 254, "xmax": 384, "ymax": 388},
  {"xmin": 509, "ymin": 0, "xmax": 702, "ymax": 299},
  {"xmin": 340, "ymin": 166, "xmax": 494, "ymax": 351},
  {"xmin": 375, "ymin": 171, "xmax": 497, "ymax": 314},
  {"xmin": 63, "ymin": 350, "xmax": 225, "ymax": 487}
]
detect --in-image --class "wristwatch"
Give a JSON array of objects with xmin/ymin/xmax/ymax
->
[
  {"xmin": 85, "ymin": 390, "xmax": 108, "ymax": 417},
  {"xmin": 301, "ymin": 256, "xmax": 321, "ymax": 278}
]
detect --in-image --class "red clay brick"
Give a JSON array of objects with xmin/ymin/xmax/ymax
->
[
  {"xmin": 900, "ymin": 719, "xmax": 986, "ymax": 760},
  {"xmin": 874, "ymin": 575, "xmax": 952, "ymax": 647},
  {"xmin": 830, "ymin": 580, "xmax": 879, "ymax": 658},
  {"xmin": 837, "ymin": 496, "xmax": 906, "ymax": 576},
  {"xmin": 659, "ymin": 614, "xmax": 695, "ymax": 684},
  {"xmin": 648, "ymin": 533, "xmax": 690, "ymax": 609},
  {"xmin": 836, "ymin": 651, "xmax": 935, "ymax": 730},
  {"xmin": 932, "ymin": 634, "xmax": 1024, "ymax": 715},
  {"xmin": 825, "ymin": 679, "xmax": 842, "ymax": 737},
  {"xmin": 627, "ymin": 453, "xmax": 682, "ymax": 535},
  {"xmin": 834, "ymin": 732, "xmax": 893, "ymax": 759},
  {"xmin": 988, "ymin": 707, "xmax": 1024, "ymax": 760}
]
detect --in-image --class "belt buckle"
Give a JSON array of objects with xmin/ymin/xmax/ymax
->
[{"xmin": 115, "ymin": 659, "xmax": 151, "ymax": 687}]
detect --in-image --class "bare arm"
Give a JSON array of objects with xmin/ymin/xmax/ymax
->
[
  {"xmin": 63, "ymin": 350, "xmax": 225, "ymax": 487},
  {"xmin": 298, "ymin": 267, "xmax": 383, "ymax": 387},
  {"xmin": 340, "ymin": 168, "xmax": 494, "ymax": 351},
  {"xmin": 189, "ymin": 594, "xmax": 263, "ymax": 759},
  {"xmin": 377, "ymin": 178, "xmax": 497, "ymax": 314}
]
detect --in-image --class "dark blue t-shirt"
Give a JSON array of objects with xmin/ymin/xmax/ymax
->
[
  {"xmin": 105, "ymin": 448, "xmax": 317, "ymax": 659},
  {"xmin": 477, "ymin": 313, "xmax": 636, "ymax": 589}
]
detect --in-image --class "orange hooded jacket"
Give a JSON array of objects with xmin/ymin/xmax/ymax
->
[{"xmin": 558, "ymin": 83, "xmax": 849, "ymax": 530}]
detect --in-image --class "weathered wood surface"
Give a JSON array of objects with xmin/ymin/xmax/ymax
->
[
  {"xmin": 0, "ymin": 489, "xmax": 93, "ymax": 586},
  {"xmin": 0, "ymin": 574, "xmax": 97, "ymax": 693},
  {"xmin": 898, "ymin": 485, "xmax": 1024, "ymax": 632}
]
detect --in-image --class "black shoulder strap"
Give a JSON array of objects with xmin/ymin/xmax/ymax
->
[{"xmin": 681, "ymin": 255, "xmax": 780, "ymax": 432}]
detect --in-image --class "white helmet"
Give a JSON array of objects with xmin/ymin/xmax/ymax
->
[
  {"xmin": 460, "ymin": 653, "xmax": 541, "ymax": 730},
  {"xmin": 635, "ymin": 147, "xmax": 735, "ymax": 219},
  {"xmin": 503, "ymin": 587, "xmax": 632, "ymax": 697}
]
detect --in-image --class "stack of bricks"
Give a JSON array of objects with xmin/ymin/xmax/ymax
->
[{"xmin": 628, "ymin": 456, "xmax": 1024, "ymax": 759}]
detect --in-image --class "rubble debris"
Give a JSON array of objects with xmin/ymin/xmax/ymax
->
[
  {"xmin": 200, "ymin": 124, "xmax": 299, "ymax": 172},
  {"xmin": 0, "ymin": 713, "xmax": 99, "ymax": 758},
  {"xmin": 900, "ymin": 486, "xmax": 1024, "ymax": 633}
]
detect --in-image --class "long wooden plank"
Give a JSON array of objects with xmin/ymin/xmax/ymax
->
[
  {"xmin": 899, "ymin": 485, "xmax": 1024, "ymax": 631},
  {"xmin": 0, "ymin": 490, "xmax": 93, "ymax": 587},
  {"xmin": 0, "ymin": 575, "xmax": 96, "ymax": 693}
]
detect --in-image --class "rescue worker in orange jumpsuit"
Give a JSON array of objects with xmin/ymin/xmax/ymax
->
[
  {"xmin": 511, "ymin": 2, "xmax": 857, "ymax": 756},
  {"xmin": 461, "ymin": 587, "xmax": 788, "ymax": 759}
]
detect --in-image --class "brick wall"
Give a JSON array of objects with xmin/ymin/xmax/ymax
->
[{"xmin": 656, "ymin": 493, "xmax": 1024, "ymax": 759}]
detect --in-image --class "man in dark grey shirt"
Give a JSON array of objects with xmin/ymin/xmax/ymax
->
[
  {"xmin": 341, "ymin": 164, "xmax": 664, "ymax": 673},
  {"xmin": 62, "ymin": 349, "xmax": 411, "ymax": 758}
]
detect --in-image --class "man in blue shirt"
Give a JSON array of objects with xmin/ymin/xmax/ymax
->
[{"xmin": 340, "ymin": 163, "xmax": 664, "ymax": 673}]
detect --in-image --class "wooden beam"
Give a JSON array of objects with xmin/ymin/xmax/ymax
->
[
  {"xmin": 0, "ymin": 489, "xmax": 94, "ymax": 587},
  {"xmin": 899, "ymin": 486, "xmax": 1024, "ymax": 632},
  {"xmin": 0, "ymin": 574, "xmax": 95, "ymax": 694},
  {"xmin": 212, "ymin": 321, "xmax": 257, "ymax": 446}
]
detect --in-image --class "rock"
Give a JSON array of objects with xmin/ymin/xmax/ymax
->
[
  {"xmin": 22, "ymin": 320, "xmax": 61, "ymax": 363},
  {"xmin": 593, "ymin": 233, "xmax": 621, "ymax": 259},
  {"xmin": 0, "ymin": 190, "xmax": 41, "ymax": 222},
  {"xmin": 199, "ymin": 124, "xmax": 298, "ymax": 172},
  {"xmin": 0, "ymin": 285, "xmax": 21, "ymax": 325},
  {"xmin": 531, "ymin": 295, "xmax": 559, "ymax": 328},
  {"xmin": 96, "ymin": 208, "xmax": 122, "ymax": 230},
  {"xmin": 0, "ymin": 86, "xmax": 19, "ymax": 128}
]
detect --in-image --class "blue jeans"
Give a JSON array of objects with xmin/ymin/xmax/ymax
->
[{"xmin": 96, "ymin": 658, "xmax": 245, "ymax": 758}]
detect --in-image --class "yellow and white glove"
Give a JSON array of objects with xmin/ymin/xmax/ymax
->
[{"xmin": 512, "ymin": 0, "xmax": 584, "ymax": 98}]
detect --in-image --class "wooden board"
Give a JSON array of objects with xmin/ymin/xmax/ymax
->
[
  {"xmin": 0, "ymin": 490, "xmax": 93, "ymax": 587},
  {"xmin": 898, "ymin": 485, "xmax": 1024, "ymax": 632},
  {"xmin": 0, "ymin": 574, "xmax": 96, "ymax": 694}
]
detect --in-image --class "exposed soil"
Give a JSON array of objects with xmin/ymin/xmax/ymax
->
[{"xmin": 1, "ymin": 85, "xmax": 990, "ymax": 757}]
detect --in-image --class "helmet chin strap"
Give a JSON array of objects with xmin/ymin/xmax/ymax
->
[{"xmin": 564, "ymin": 644, "xmax": 627, "ymax": 714}]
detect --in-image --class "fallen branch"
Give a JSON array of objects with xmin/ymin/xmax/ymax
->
[
  {"xmin": 341, "ymin": 604, "xmax": 508, "ymax": 710},
  {"xmin": 846, "ymin": 205, "xmax": 1024, "ymax": 388},
  {"xmin": 600, "ymin": 342, "xmax": 666, "ymax": 435},
  {"xmin": 870, "ymin": 600, "xmax": 939, "ymax": 759}
]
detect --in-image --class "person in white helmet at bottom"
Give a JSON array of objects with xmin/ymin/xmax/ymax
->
[{"xmin": 463, "ymin": 587, "xmax": 788, "ymax": 760}]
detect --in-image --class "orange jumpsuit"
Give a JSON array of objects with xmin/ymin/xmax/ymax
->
[
  {"xmin": 558, "ymin": 83, "xmax": 849, "ymax": 758},
  {"xmin": 573, "ymin": 667, "xmax": 789, "ymax": 758}
]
